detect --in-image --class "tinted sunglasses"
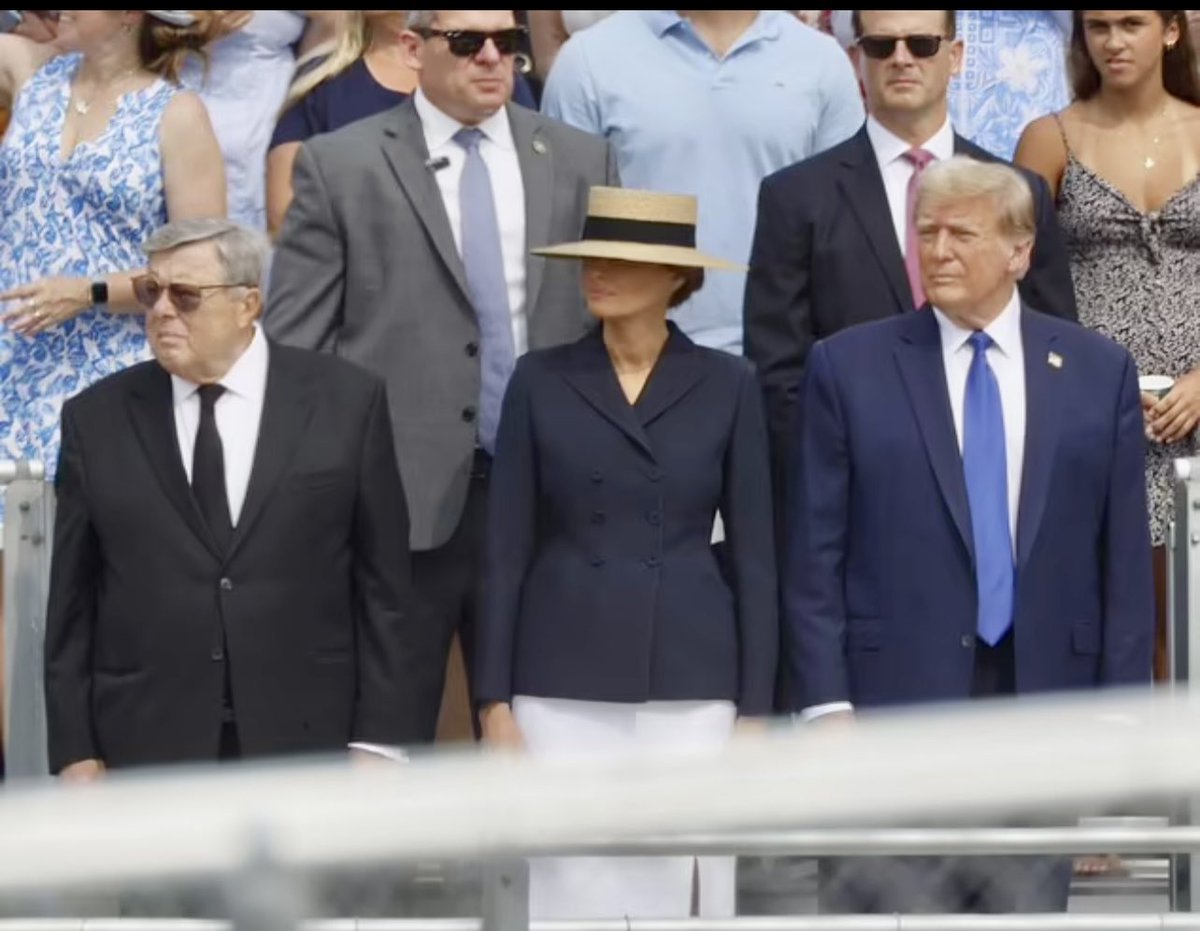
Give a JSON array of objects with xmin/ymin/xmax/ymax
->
[
  {"xmin": 414, "ymin": 26, "xmax": 526, "ymax": 58},
  {"xmin": 132, "ymin": 274, "xmax": 251, "ymax": 313},
  {"xmin": 858, "ymin": 34, "xmax": 947, "ymax": 60}
]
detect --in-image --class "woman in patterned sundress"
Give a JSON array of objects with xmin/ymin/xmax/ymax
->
[
  {"xmin": 1015, "ymin": 10, "xmax": 1200, "ymax": 681},
  {"xmin": 0, "ymin": 11, "xmax": 226, "ymax": 530}
]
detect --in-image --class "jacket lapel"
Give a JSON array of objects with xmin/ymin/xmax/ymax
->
[
  {"xmin": 560, "ymin": 329, "xmax": 655, "ymax": 461},
  {"xmin": 893, "ymin": 312, "xmax": 975, "ymax": 561},
  {"xmin": 1015, "ymin": 308, "xmax": 1062, "ymax": 569},
  {"xmin": 839, "ymin": 128, "xmax": 912, "ymax": 312},
  {"xmin": 126, "ymin": 365, "xmax": 222, "ymax": 559},
  {"xmin": 635, "ymin": 324, "xmax": 707, "ymax": 427},
  {"xmin": 225, "ymin": 347, "xmax": 314, "ymax": 563},
  {"xmin": 511, "ymin": 104, "xmax": 553, "ymax": 318},
  {"xmin": 379, "ymin": 100, "xmax": 472, "ymax": 303}
]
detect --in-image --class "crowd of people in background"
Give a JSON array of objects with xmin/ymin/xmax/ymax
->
[{"xmin": 1, "ymin": 7, "xmax": 1199, "ymax": 920}]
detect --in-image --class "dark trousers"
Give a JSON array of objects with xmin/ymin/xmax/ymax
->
[
  {"xmin": 411, "ymin": 450, "xmax": 490, "ymax": 741},
  {"xmin": 819, "ymin": 633, "xmax": 1072, "ymax": 914}
]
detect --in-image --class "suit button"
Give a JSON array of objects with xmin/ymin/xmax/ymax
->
[
  {"xmin": 644, "ymin": 555, "xmax": 662, "ymax": 569},
  {"xmin": 219, "ymin": 577, "xmax": 233, "ymax": 592},
  {"xmin": 590, "ymin": 510, "xmax": 606, "ymax": 525},
  {"xmin": 211, "ymin": 648, "xmax": 225, "ymax": 661},
  {"xmin": 960, "ymin": 635, "xmax": 974, "ymax": 649},
  {"xmin": 646, "ymin": 510, "xmax": 662, "ymax": 526},
  {"xmin": 590, "ymin": 556, "xmax": 605, "ymax": 567},
  {"xmin": 647, "ymin": 468, "xmax": 663, "ymax": 483},
  {"xmin": 591, "ymin": 469, "xmax": 603, "ymax": 484},
  {"xmin": 465, "ymin": 342, "xmax": 479, "ymax": 357},
  {"xmin": 461, "ymin": 406, "xmax": 477, "ymax": 423}
]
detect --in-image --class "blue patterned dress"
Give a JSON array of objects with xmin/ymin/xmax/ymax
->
[{"xmin": 0, "ymin": 53, "xmax": 175, "ymax": 528}]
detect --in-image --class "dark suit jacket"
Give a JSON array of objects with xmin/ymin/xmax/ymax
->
[
  {"xmin": 476, "ymin": 324, "xmax": 778, "ymax": 715},
  {"xmin": 266, "ymin": 98, "xmax": 620, "ymax": 551},
  {"xmin": 44, "ymin": 344, "xmax": 427, "ymax": 772},
  {"xmin": 744, "ymin": 126, "xmax": 1079, "ymax": 488},
  {"xmin": 785, "ymin": 306, "xmax": 1153, "ymax": 710}
]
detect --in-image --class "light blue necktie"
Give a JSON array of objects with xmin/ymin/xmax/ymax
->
[
  {"xmin": 454, "ymin": 127, "xmax": 515, "ymax": 454},
  {"xmin": 963, "ymin": 331, "xmax": 1014, "ymax": 646}
]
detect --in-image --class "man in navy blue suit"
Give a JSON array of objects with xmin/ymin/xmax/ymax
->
[
  {"xmin": 785, "ymin": 156, "xmax": 1154, "ymax": 914},
  {"xmin": 744, "ymin": 9, "xmax": 1078, "ymax": 496}
]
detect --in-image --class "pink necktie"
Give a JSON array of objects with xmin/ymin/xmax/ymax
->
[{"xmin": 903, "ymin": 148, "xmax": 936, "ymax": 309}]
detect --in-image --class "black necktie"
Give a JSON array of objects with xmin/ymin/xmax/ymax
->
[{"xmin": 193, "ymin": 383, "xmax": 232, "ymax": 552}]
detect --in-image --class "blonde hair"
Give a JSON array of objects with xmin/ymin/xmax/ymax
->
[
  {"xmin": 916, "ymin": 156, "xmax": 1036, "ymax": 241},
  {"xmin": 281, "ymin": 11, "xmax": 372, "ymax": 114}
]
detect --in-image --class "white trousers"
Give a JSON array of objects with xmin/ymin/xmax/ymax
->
[{"xmin": 512, "ymin": 696, "xmax": 738, "ymax": 919}]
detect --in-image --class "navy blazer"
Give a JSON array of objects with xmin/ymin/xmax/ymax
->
[
  {"xmin": 477, "ymin": 323, "xmax": 778, "ymax": 715},
  {"xmin": 744, "ymin": 126, "xmax": 1079, "ymax": 487},
  {"xmin": 785, "ymin": 306, "xmax": 1153, "ymax": 710}
]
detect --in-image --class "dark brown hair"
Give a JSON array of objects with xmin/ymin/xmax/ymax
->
[
  {"xmin": 851, "ymin": 10, "xmax": 957, "ymax": 40},
  {"xmin": 1070, "ymin": 11, "xmax": 1200, "ymax": 104},
  {"xmin": 138, "ymin": 13, "xmax": 220, "ymax": 84},
  {"xmin": 668, "ymin": 267, "xmax": 705, "ymax": 310}
]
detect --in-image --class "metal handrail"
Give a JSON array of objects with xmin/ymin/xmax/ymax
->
[{"xmin": 0, "ymin": 460, "xmax": 44, "ymax": 486}]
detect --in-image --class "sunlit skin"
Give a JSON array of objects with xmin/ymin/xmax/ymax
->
[{"xmin": 1080, "ymin": 10, "xmax": 1179, "ymax": 93}]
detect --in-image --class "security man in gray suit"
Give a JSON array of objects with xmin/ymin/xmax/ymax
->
[{"xmin": 266, "ymin": 9, "xmax": 618, "ymax": 740}]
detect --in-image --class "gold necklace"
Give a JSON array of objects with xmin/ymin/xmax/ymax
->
[
  {"xmin": 1122, "ymin": 104, "xmax": 1173, "ymax": 171},
  {"xmin": 71, "ymin": 68, "xmax": 137, "ymax": 117}
]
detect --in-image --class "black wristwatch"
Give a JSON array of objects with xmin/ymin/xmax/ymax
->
[{"xmin": 90, "ymin": 279, "xmax": 109, "ymax": 307}]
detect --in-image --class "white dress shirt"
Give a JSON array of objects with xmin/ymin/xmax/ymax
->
[
  {"xmin": 802, "ymin": 291, "xmax": 1027, "ymax": 724},
  {"xmin": 171, "ymin": 326, "xmax": 406, "ymax": 763},
  {"xmin": 413, "ymin": 88, "xmax": 528, "ymax": 355},
  {"xmin": 171, "ymin": 325, "xmax": 268, "ymax": 524},
  {"xmin": 865, "ymin": 114, "xmax": 955, "ymax": 258}
]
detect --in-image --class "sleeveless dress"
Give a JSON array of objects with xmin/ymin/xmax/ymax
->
[
  {"xmin": 0, "ymin": 53, "xmax": 176, "ymax": 529},
  {"xmin": 1053, "ymin": 120, "xmax": 1200, "ymax": 546}
]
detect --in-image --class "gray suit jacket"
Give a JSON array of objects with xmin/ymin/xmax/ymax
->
[{"xmin": 265, "ymin": 99, "xmax": 619, "ymax": 551}]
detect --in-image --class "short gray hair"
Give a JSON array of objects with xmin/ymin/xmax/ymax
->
[
  {"xmin": 142, "ymin": 218, "xmax": 269, "ymax": 287},
  {"xmin": 916, "ymin": 156, "xmax": 1036, "ymax": 242},
  {"xmin": 406, "ymin": 11, "xmax": 438, "ymax": 30}
]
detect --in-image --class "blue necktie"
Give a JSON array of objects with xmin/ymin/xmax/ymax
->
[
  {"xmin": 963, "ymin": 331, "xmax": 1014, "ymax": 646},
  {"xmin": 454, "ymin": 127, "xmax": 515, "ymax": 454}
]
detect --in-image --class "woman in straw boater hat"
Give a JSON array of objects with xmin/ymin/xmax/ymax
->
[{"xmin": 474, "ymin": 187, "xmax": 777, "ymax": 919}]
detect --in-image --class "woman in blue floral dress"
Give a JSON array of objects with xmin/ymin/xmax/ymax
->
[{"xmin": 0, "ymin": 10, "xmax": 226, "ymax": 528}]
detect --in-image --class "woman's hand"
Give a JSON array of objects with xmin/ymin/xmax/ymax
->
[
  {"xmin": 480, "ymin": 701, "xmax": 524, "ymax": 753},
  {"xmin": 1, "ymin": 277, "xmax": 92, "ymax": 336},
  {"xmin": 1149, "ymin": 369, "xmax": 1200, "ymax": 445}
]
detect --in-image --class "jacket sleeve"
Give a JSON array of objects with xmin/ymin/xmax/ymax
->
[
  {"xmin": 783, "ymin": 340, "xmax": 853, "ymax": 709},
  {"xmin": 350, "ymin": 380, "xmax": 428, "ymax": 745},
  {"xmin": 475, "ymin": 358, "xmax": 539, "ymax": 704},
  {"xmin": 1019, "ymin": 169, "xmax": 1079, "ymax": 322},
  {"xmin": 44, "ymin": 401, "xmax": 101, "ymax": 773},
  {"xmin": 264, "ymin": 142, "xmax": 347, "ymax": 352},
  {"xmin": 1100, "ymin": 352, "xmax": 1155, "ymax": 686},
  {"xmin": 720, "ymin": 363, "xmax": 779, "ymax": 716}
]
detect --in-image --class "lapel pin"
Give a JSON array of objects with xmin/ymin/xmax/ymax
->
[
  {"xmin": 532, "ymin": 138, "xmax": 547, "ymax": 155},
  {"xmin": 1048, "ymin": 351, "xmax": 1063, "ymax": 369}
]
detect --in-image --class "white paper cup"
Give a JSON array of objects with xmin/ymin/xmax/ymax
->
[{"xmin": 1139, "ymin": 375, "xmax": 1175, "ymax": 400}]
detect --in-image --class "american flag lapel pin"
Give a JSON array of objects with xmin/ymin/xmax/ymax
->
[
  {"xmin": 532, "ymin": 138, "xmax": 547, "ymax": 155},
  {"xmin": 1048, "ymin": 351, "xmax": 1063, "ymax": 369}
]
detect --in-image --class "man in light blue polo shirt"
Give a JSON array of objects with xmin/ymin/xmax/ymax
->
[{"xmin": 542, "ymin": 10, "xmax": 864, "ymax": 355}]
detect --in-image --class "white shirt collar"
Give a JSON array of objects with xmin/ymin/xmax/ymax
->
[
  {"xmin": 866, "ymin": 114, "xmax": 955, "ymax": 168},
  {"xmin": 413, "ymin": 87, "xmax": 515, "ymax": 153},
  {"xmin": 170, "ymin": 325, "xmax": 269, "ymax": 407},
  {"xmin": 932, "ymin": 289, "xmax": 1023, "ymax": 359}
]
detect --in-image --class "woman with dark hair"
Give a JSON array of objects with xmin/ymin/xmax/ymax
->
[
  {"xmin": 1015, "ymin": 10, "xmax": 1200, "ymax": 680},
  {"xmin": 0, "ymin": 10, "xmax": 226, "ymax": 528}
]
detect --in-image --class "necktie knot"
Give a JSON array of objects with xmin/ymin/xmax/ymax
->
[
  {"xmin": 903, "ymin": 147, "xmax": 935, "ymax": 171},
  {"xmin": 454, "ymin": 127, "xmax": 484, "ymax": 153},
  {"xmin": 968, "ymin": 331, "xmax": 994, "ymax": 356},
  {"xmin": 197, "ymin": 383, "xmax": 225, "ymax": 412}
]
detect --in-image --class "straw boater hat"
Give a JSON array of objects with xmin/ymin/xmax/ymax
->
[{"xmin": 532, "ymin": 187, "xmax": 743, "ymax": 271}]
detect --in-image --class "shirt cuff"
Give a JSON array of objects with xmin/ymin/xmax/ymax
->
[
  {"xmin": 348, "ymin": 742, "xmax": 410, "ymax": 763},
  {"xmin": 798, "ymin": 702, "xmax": 854, "ymax": 723}
]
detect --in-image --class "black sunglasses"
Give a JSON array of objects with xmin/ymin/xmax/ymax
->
[
  {"xmin": 858, "ymin": 34, "xmax": 947, "ymax": 60},
  {"xmin": 415, "ymin": 26, "xmax": 526, "ymax": 58}
]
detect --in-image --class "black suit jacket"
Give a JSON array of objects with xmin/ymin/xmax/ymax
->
[
  {"xmin": 476, "ymin": 324, "xmax": 778, "ymax": 715},
  {"xmin": 743, "ymin": 126, "xmax": 1078, "ymax": 487},
  {"xmin": 45, "ymin": 343, "xmax": 427, "ymax": 772}
]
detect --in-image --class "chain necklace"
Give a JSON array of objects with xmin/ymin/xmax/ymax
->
[
  {"xmin": 1110, "ymin": 103, "xmax": 1174, "ymax": 171},
  {"xmin": 71, "ymin": 67, "xmax": 137, "ymax": 117}
]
